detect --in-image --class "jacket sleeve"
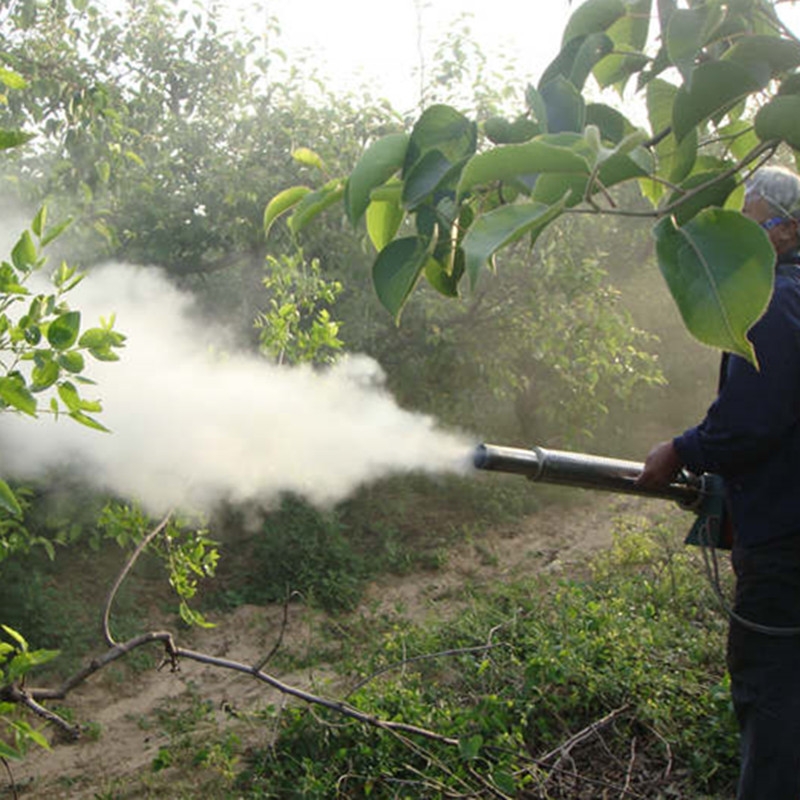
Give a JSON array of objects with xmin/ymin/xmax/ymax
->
[{"xmin": 673, "ymin": 278, "xmax": 800, "ymax": 476}]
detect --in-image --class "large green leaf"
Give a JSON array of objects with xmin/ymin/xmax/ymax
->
[
  {"xmin": 47, "ymin": 311, "xmax": 81, "ymax": 350},
  {"xmin": 457, "ymin": 139, "xmax": 590, "ymax": 199},
  {"xmin": 263, "ymin": 186, "xmax": 310, "ymax": 237},
  {"xmin": 462, "ymin": 202, "xmax": 564, "ymax": 287},
  {"xmin": 654, "ymin": 210, "xmax": 774, "ymax": 363},
  {"xmin": 403, "ymin": 105, "xmax": 476, "ymax": 176},
  {"xmin": 754, "ymin": 95, "xmax": 800, "ymax": 150},
  {"xmin": 539, "ymin": 76, "xmax": 586, "ymax": 134},
  {"xmin": 372, "ymin": 237, "xmax": 432, "ymax": 319},
  {"xmin": 562, "ymin": 0, "xmax": 626, "ymax": 45},
  {"xmin": 672, "ymin": 61, "xmax": 763, "ymax": 142},
  {"xmin": 0, "ymin": 479, "xmax": 22, "ymax": 517},
  {"xmin": 344, "ymin": 133, "xmax": 409, "ymax": 225}
]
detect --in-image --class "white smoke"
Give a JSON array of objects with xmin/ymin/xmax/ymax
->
[{"xmin": 0, "ymin": 263, "xmax": 475, "ymax": 513}]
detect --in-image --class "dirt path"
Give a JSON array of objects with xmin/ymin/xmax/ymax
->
[{"xmin": 7, "ymin": 493, "xmax": 678, "ymax": 799}]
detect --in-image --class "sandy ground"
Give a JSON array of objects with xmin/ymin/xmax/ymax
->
[{"xmin": 5, "ymin": 493, "xmax": 679, "ymax": 799}]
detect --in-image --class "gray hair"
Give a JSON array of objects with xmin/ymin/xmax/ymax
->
[{"xmin": 745, "ymin": 166, "xmax": 800, "ymax": 217}]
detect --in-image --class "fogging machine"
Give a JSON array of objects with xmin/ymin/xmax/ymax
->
[{"xmin": 473, "ymin": 443, "xmax": 730, "ymax": 549}]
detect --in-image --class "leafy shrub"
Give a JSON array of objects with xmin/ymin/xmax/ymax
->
[
  {"xmin": 227, "ymin": 494, "xmax": 367, "ymax": 612},
  {"xmin": 237, "ymin": 513, "xmax": 738, "ymax": 798}
]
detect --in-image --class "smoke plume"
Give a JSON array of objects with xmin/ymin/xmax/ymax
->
[{"xmin": 0, "ymin": 263, "xmax": 474, "ymax": 513}]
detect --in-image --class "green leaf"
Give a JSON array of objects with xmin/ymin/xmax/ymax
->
[
  {"xmin": 585, "ymin": 103, "xmax": 635, "ymax": 144},
  {"xmin": 457, "ymin": 138, "xmax": 590, "ymax": 198},
  {"xmin": 462, "ymin": 201, "xmax": 564, "ymax": 287},
  {"xmin": 287, "ymin": 180, "xmax": 344, "ymax": 235},
  {"xmin": 592, "ymin": 47, "xmax": 650, "ymax": 90},
  {"xmin": 291, "ymin": 147, "xmax": 324, "ymax": 171},
  {"xmin": 424, "ymin": 257, "xmax": 460, "ymax": 297},
  {"xmin": 344, "ymin": 133, "xmax": 409, "ymax": 225},
  {"xmin": 31, "ymin": 359, "xmax": 60, "ymax": 391},
  {"xmin": 69, "ymin": 410, "xmax": 110, "ymax": 432},
  {"xmin": 754, "ymin": 95, "xmax": 800, "ymax": 150},
  {"xmin": 672, "ymin": 61, "xmax": 763, "ymax": 142},
  {"xmin": 47, "ymin": 311, "xmax": 81, "ymax": 350},
  {"xmin": 366, "ymin": 193, "xmax": 405, "ymax": 251},
  {"xmin": 0, "ymin": 68, "xmax": 27, "ymax": 90},
  {"xmin": 0, "ymin": 479, "xmax": 22, "ymax": 516},
  {"xmin": 664, "ymin": 170, "xmax": 738, "ymax": 226},
  {"xmin": 57, "ymin": 350, "xmax": 85, "ymax": 374},
  {"xmin": 263, "ymin": 186, "xmax": 310, "ymax": 237},
  {"xmin": 525, "ymin": 85, "xmax": 549, "ymax": 130},
  {"xmin": 32, "ymin": 207, "xmax": 47, "ymax": 238},
  {"xmin": 11, "ymin": 231, "xmax": 37, "ymax": 273},
  {"xmin": 540, "ymin": 34, "xmax": 614, "ymax": 91},
  {"xmin": 402, "ymin": 149, "xmax": 454, "ymax": 209},
  {"xmin": 372, "ymin": 237, "xmax": 432, "ymax": 319},
  {"xmin": 40, "ymin": 217, "xmax": 73, "ymax": 248},
  {"xmin": 493, "ymin": 771, "xmax": 516, "ymax": 794},
  {"xmin": 654, "ymin": 210, "xmax": 774, "ymax": 363},
  {"xmin": 1, "ymin": 625, "xmax": 28, "ymax": 651},
  {"xmin": 666, "ymin": 5, "xmax": 726, "ymax": 83},
  {"xmin": 723, "ymin": 35, "xmax": 800, "ymax": 81},
  {"xmin": 483, "ymin": 116, "xmax": 539, "ymax": 145},
  {"xmin": 403, "ymin": 105, "xmax": 476, "ymax": 176},
  {"xmin": 562, "ymin": 0, "xmax": 625, "ymax": 45},
  {"xmin": 611, "ymin": 0, "xmax": 651, "ymax": 50},
  {"xmin": 647, "ymin": 79, "xmax": 697, "ymax": 184},
  {"xmin": 568, "ymin": 33, "xmax": 616, "ymax": 89},
  {"xmin": 459, "ymin": 734, "xmax": 483, "ymax": 761},
  {"xmin": 0, "ymin": 740, "xmax": 22, "ymax": 760},
  {"xmin": 540, "ymin": 76, "xmax": 586, "ymax": 134},
  {"xmin": 0, "ymin": 375, "xmax": 36, "ymax": 416},
  {"xmin": 57, "ymin": 381, "xmax": 81, "ymax": 412},
  {"xmin": 0, "ymin": 129, "xmax": 34, "ymax": 150}
]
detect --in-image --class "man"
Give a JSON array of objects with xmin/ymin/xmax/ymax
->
[{"xmin": 637, "ymin": 165, "xmax": 800, "ymax": 799}]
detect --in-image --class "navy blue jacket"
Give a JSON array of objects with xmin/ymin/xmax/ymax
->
[{"xmin": 673, "ymin": 256, "xmax": 800, "ymax": 548}]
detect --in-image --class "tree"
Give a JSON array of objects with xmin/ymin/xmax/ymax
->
[{"xmin": 272, "ymin": 0, "xmax": 800, "ymax": 367}]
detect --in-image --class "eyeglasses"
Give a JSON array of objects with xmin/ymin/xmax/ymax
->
[{"xmin": 761, "ymin": 216, "xmax": 789, "ymax": 231}]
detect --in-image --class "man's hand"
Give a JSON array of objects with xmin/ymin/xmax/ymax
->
[{"xmin": 636, "ymin": 440, "xmax": 683, "ymax": 489}]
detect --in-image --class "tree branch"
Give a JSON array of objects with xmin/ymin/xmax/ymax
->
[{"xmin": 102, "ymin": 510, "xmax": 173, "ymax": 646}]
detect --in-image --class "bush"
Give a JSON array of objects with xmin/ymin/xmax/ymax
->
[{"xmin": 237, "ymin": 513, "xmax": 739, "ymax": 799}]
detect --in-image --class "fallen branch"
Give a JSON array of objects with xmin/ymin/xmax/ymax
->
[{"xmin": 539, "ymin": 704, "xmax": 630, "ymax": 763}]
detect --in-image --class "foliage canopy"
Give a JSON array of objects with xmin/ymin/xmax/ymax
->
[{"xmin": 272, "ymin": 0, "xmax": 800, "ymax": 365}]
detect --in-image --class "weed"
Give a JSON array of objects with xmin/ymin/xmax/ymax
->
[{"xmin": 238, "ymin": 513, "xmax": 738, "ymax": 799}]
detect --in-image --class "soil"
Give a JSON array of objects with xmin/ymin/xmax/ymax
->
[{"xmin": 5, "ymin": 493, "xmax": 682, "ymax": 799}]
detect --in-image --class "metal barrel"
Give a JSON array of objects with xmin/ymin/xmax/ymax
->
[{"xmin": 473, "ymin": 443, "xmax": 703, "ymax": 508}]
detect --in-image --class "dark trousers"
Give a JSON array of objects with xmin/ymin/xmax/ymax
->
[{"xmin": 728, "ymin": 538, "xmax": 800, "ymax": 800}]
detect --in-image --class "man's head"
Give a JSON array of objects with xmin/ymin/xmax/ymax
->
[{"xmin": 743, "ymin": 166, "xmax": 800, "ymax": 257}]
